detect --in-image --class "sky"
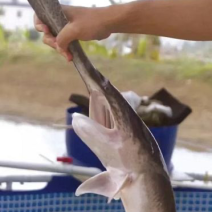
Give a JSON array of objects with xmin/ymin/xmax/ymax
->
[
  {"xmin": 0, "ymin": 0, "xmax": 126, "ymax": 7},
  {"xmin": 72, "ymin": 0, "xmax": 111, "ymax": 6},
  {"xmin": 0, "ymin": 0, "xmax": 123, "ymax": 30}
]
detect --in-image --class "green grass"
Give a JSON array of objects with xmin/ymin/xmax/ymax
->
[{"xmin": 1, "ymin": 41, "xmax": 212, "ymax": 86}]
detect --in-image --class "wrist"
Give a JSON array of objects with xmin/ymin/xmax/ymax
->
[
  {"xmin": 102, "ymin": 4, "xmax": 130, "ymax": 34},
  {"xmin": 102, "ymin": 1, "xmax": 152, "ymax": 35}
]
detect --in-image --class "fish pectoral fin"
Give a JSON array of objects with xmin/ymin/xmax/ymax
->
[{"xmin": 75, "ymin": 171, "xmax": 129, "ymax": 203}]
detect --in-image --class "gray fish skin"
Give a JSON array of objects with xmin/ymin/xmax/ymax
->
[{"xmin": 27, "ymin": 1, "xmax": 176, "ymax": 212}]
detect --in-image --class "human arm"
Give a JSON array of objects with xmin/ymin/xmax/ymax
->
[
  {"xmin": 34, "ymin": 0, "xmax": 212, "ymax": 60},
  {"xmin": 109, "ymin": 0, "xmax": 212, "ymax": 41}
]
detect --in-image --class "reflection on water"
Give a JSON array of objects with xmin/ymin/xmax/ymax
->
[
  {"xmin": 172, "ymin": 147, "xmax": 212, "ymax": 174},
  {"xmin": 0, "ymin": 119, "xmax": 66, "ymax": 176},
  {"xmin": 0, "ymin": 119, "xmax": 211, "ymax": 174},
  {"xmin": 0, "ymin": 118, "xmax": 211, "ymax": 175},
  {"xmin": 0, "ymin": 118, "xmax": 211, "ymax": 190},
  {"xmin": 0, "ymin": 119, "xmax": 67, "ymax": 190}
]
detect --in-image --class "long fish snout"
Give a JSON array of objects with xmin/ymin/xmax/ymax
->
[{"xmin": 72, "ymin": 112, "xmax": 122, "ymax": 151}]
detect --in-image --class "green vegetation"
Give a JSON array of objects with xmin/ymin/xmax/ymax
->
[
  {"xmin": 162, "ymin": 59, "xmax": 212, "ymax": 83},
  {"xmin": 0, "ymin": 25, "xmax": 163, "ymax": 60},
  {"xmin": 2, "ymin": 25, "xmax": 212, "ymax": 145},
  {"xmin": 1, "ymin": 25, "xmax": 212, "ymax": 85}
]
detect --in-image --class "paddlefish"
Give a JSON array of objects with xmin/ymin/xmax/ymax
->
[{"xmin": 27, "ymin": 1, "xmax": 176, "ymax": 211}]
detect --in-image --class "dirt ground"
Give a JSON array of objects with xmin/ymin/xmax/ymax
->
[{"xmin": 1, "ymin": 53, "xmax": 212, "ymax": 151}]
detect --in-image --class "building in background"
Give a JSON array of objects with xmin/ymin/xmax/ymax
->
[
  {"xmin": 0, "ymin": 0, "xmax": 184, "ymax": 49},
  {"xmin": 0, "ymin": 0, "xmax": 72, "ymax": 30}
]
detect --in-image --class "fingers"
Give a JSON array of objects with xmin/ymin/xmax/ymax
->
[
  {"xmin": 34, "ymin": 14, "xmax": 42, "ymax": 26},
  {"xmin": 56, "ymin": 46, "xmax": 73, "ymax": 62},
  {"xmin": 34, "ymin": 13, "xmax": 56, "ymax": 50},
  {"xmin": 34, "ymin": 13, "xmax": 74, "ymax": 52},
  {"xmin": 34, "ymin": 13, "xmax": 52, "ymax": 34},
  {"xmin": 43, "ymin": 34, "xmax": 57, "ymax": 49},
  {"xmin": 34, "ymin": 14, "xmax": 73, "ymax": 62},
  {"xmin": 43, "ymin": 33, "xmax": 72, "ymax": 61},
  {"xmin": 56, "ymin": 23, "xmax": 78, "ymax": 51}
]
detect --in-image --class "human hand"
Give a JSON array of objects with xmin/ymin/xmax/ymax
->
[{"xmin": 34, "ymin": 5, "xmax": 112, "ymax": 61}]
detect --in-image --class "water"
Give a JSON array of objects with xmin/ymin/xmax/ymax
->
[
  {"xmin": 0, "ymin": 119, "xmax": 66, "ymax": 172},
  {"xmin": 0, "ymin": 118, "xmax": 211, "ymax": 190},
  {"xmin": 0, "ymin": 119, "xmax": 66, "ymax": 190},
  {"xmin": 173, "ymin": 148, "xmax": 212, "ymax": 174},
  {"xmin": 0, "ymin": 118, "xmax": 211, "ymax": 176},
  {"xmin": 172, "ymin": 148, "xmax": 212, "ymax": 189}
]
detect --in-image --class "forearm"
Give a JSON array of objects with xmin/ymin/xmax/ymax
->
[{"xmin": 105, "ymin": 0, "xmax": 212, "ymax": 41}]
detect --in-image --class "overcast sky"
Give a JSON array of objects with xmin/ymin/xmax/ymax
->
[
  {"xmin": 0, "ymin": 0, "xmax": 129, "ymax": 7},
  {"xmin": 71, "ymin": 0, "xmax": 134, "ymax": 7},
  {"xmin": 72, "ymin": 0, "xmax": 111, "ymax": 6},
  {"xmin": 0, "ymin": 0, "xmax": 134, "ymax": 6}
]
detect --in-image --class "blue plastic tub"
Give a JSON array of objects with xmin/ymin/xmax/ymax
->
[
  {"xmin": 150, "ymin": 125, "xmax": 178, "ymax": 172},
  {"xmin": 66, "ymin": 107, "xmax": 178, "ymax": 172}
]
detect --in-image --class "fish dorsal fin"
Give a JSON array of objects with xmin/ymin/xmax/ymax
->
[{"xmin": 76, "ymin": 171, "xmax": 129, "ymax": 203}]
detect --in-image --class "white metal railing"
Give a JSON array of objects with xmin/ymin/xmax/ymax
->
[
  {"xmin": 0, "ymin": 160, "xmax": 101, "ymax": 176},
  {"xmin": 0, "ymin": 160, "xmax": 101, "ymax": 191},
  {"xmin": 0, "ymin": 175, "xmax": 52, "ymax": 191}
]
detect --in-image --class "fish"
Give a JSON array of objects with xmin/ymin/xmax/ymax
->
[{"xmin": 27, "ymin": 1, "xmax": 176, "ymax": 211}]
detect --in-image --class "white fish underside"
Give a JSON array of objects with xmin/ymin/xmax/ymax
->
[
  {"xmin": 72, "ymin": 90, "xmax": 176, "ymax": 212},
  {"xmin": 24, "ymin": 0, "xmax": 175, "ymax": 211}
]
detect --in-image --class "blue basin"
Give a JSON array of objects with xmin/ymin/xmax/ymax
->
[{"xmin": 66, "ymin": 107, "xmax": 178, "ymax": 173}]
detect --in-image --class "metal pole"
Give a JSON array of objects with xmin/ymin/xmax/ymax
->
[{"xmin": 0, "ymin": 160, "xmax": 101, "ymax": 176}]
